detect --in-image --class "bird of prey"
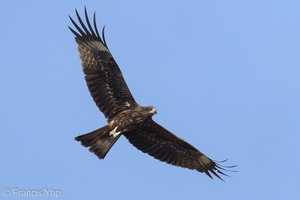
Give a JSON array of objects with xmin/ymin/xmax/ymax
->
[{"xmin": 69, "ymin": 8, "xmax": 235, "ymax": 180}]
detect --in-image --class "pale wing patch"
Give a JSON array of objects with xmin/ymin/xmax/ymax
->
[
  {"xmin": 90, "ymin": 40, "xmax": 109, "ymax": 52},
  {"xmin": 200, "ymin": 155, "xmax": 211, "ymax": 165}
]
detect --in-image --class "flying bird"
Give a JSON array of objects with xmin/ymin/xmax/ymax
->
[{"xmin": 69, "ymin": 8, "xmax": 235, "ymax": 180}]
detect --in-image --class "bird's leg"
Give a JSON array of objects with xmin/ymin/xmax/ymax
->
[{"xmin": 109, "ymin": 126, "xmax": 121, "ymax": 138}]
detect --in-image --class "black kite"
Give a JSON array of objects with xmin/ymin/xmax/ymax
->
[{"xmin": 69, "ymin": 8, "xmax": 235, "ymax": 180}]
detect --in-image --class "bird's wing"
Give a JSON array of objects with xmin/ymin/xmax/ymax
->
[
  {"xmin": 69, "ymin": 8, "xmax": 138, "ymax": 120},
  {"xmin": 123, "ymin": 120, "xmax": 234, "ymax": 180}
]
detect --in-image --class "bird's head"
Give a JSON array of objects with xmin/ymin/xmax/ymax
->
[{"xmin": 144, "ymin": 106, "xmax": 157, "ymax": 115}]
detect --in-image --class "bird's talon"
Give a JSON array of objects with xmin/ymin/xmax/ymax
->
[{"xmin": 109, "ymin": 127, "xmax": 121, "ymax": 138}]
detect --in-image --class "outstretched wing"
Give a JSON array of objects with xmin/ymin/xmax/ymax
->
[
  {"xmin": 123, "ymin": 120, "xmax": 234, "ymax": 180},
  {"xmin": 69, "ymin": 8, "xmax": 138, "ymax": 120}
]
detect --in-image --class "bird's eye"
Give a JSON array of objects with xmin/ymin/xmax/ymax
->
[{"xmin": 146, "ymin": 107, "xmax": 154, "ymax": 112}]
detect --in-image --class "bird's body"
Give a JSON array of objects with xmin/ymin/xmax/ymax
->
[{"xmin": 69, "ymin": 8, "xmax": 235, "ymax": 180}]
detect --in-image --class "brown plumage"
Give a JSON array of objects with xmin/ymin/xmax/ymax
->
[{"xmin": 69, "ymin": 8, "xmax": 235, "ymax": 180}]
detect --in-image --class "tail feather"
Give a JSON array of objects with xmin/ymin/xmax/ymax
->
[{"xmin": 75, "ymin": 126, "xmax": 121, "ymax": 159}]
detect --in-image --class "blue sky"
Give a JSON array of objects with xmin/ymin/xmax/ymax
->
[{"xmin": 1, "ymin": 0, "xmax": 300, "ymax": 199}]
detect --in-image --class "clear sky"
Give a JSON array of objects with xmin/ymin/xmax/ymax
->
[{"xmin": 1, "ymin": 0, "xmax": 300, "ymax": 199}]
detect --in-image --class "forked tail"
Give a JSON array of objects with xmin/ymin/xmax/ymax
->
[{"xmin": 75, "ymin": 125, "xmax": 121, "ymax": 159}]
